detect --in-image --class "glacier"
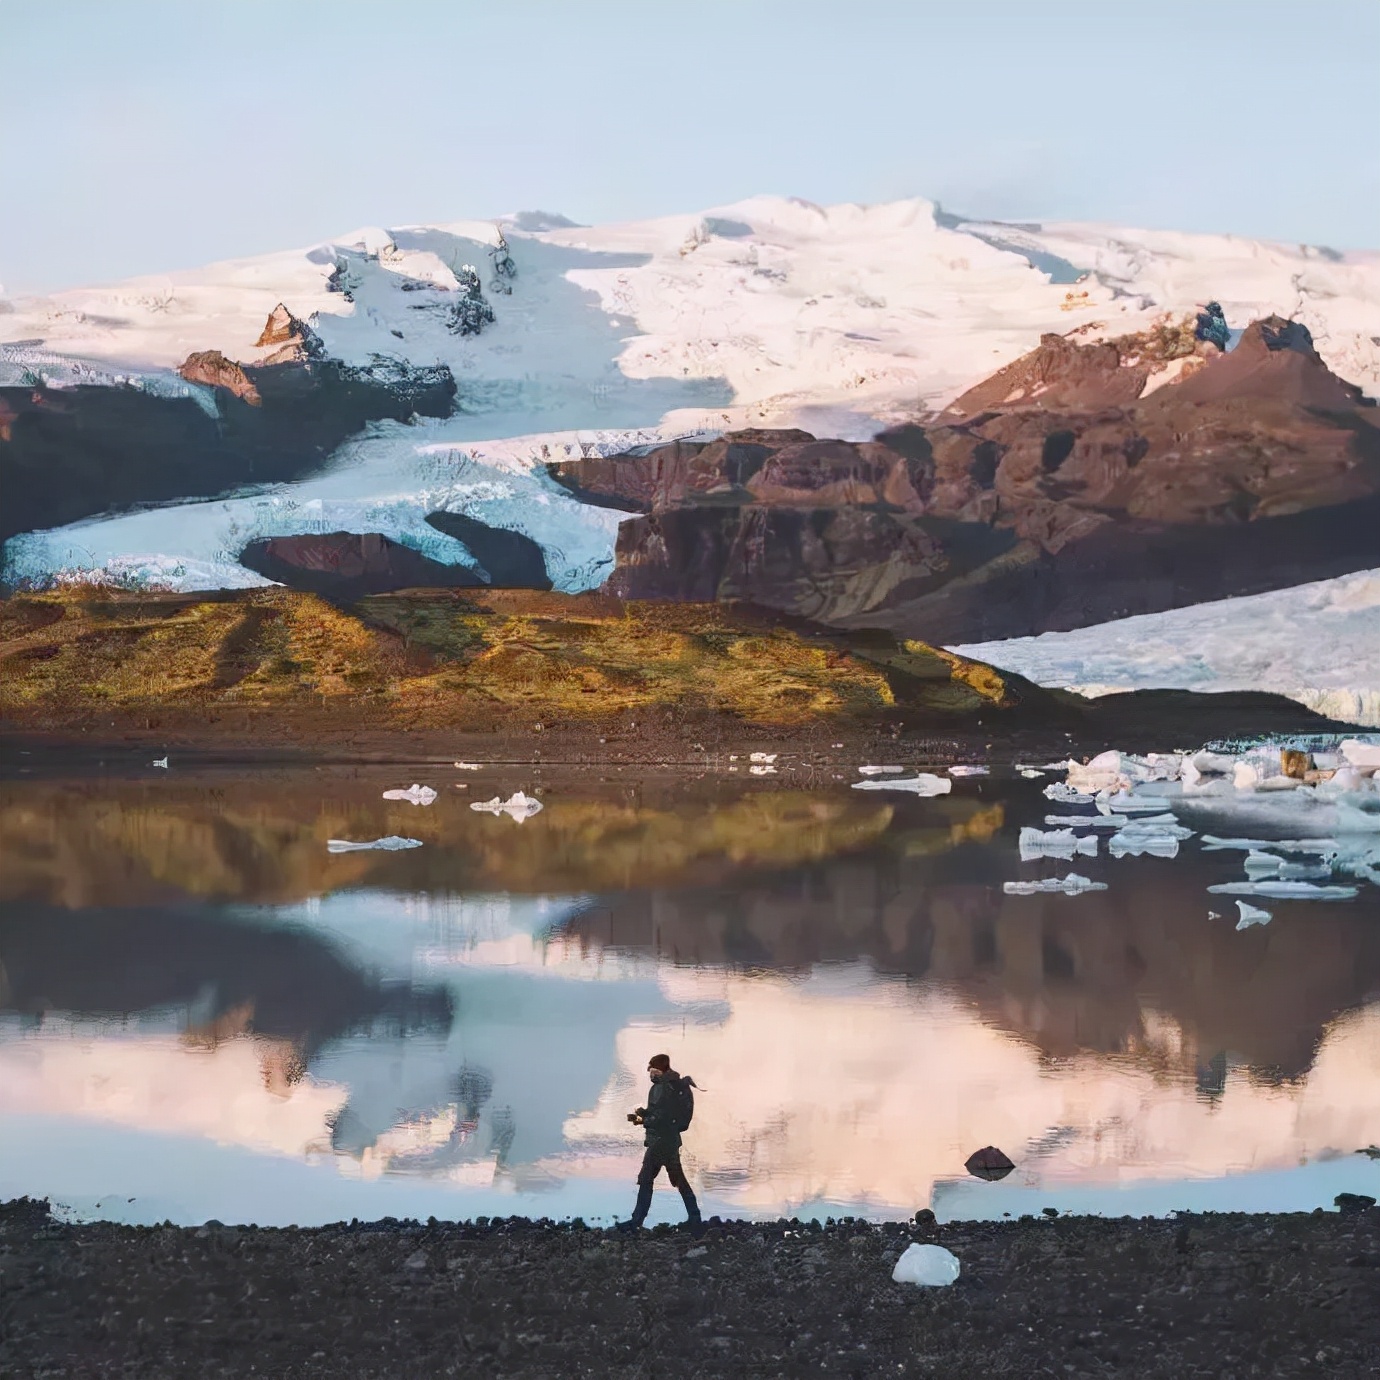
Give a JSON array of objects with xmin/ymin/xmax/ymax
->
[
  {"xmin": 4, "ymin": 196, "xmax": 1379, "ymax": 593},
  {"xmin": 953, "ymin": 569, "xmax": 1380, "ymax": 727}
]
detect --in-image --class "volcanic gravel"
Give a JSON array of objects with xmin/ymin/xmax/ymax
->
[{"xmin": 3, "ymin": 1201, "xmax": 1379, "ymax": 1377}]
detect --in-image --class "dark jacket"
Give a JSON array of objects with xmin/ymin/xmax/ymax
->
[{"xmin": 636, "ymin": 1070, "xmax": 686, "ymax": 1154}]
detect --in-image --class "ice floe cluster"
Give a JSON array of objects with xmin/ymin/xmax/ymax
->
[{"xmin": 1006, "ymin": 739, "xmax": 1380, "ymax": 912}]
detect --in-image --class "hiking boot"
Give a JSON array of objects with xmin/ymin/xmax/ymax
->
[
  {"xmin": 685, "ymin": 1215, "xmax": 706, "ymax": 1238},
  {"xmin": 614, "ymin": 1218, "xmax": 643, "ymax": 1233}
]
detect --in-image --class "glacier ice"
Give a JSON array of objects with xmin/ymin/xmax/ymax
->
[
  {"xmin": 1003, "ymin": 874, "xmax": 1108, "ymax": 896},
  {"xmin": 382, "ymin": 784, "xmax": 438, "ymax": 806},
  {"xmin": 852, "ymin": 774, "xmax": 952, "ymax": 796},
  {"xmin": 470, "ymin": 791, "xmax": 544, "ymax": 822},
  {"xmin": 327, "ymin": 836, "xmax": 424, "ymax": 853},
  {"xmin": 891, "ymin": 1243, "xmax": 960, "ymax": 1287},
  {"xmin": 1235, "ymin": 901, "xmax": 1273, "ymax": 929},
  {"xmin": 1019, "ymin": 827, "xmax": 1098, "ymax": 861},
  {"xmin": 1207, "ymin": 881, "xmax": 1359, "ymax": 901}
]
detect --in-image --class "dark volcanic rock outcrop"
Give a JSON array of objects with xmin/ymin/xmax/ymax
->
[
  {"xmin": 424, "ymin": 512, "xmax": 552, "ymax": 590},
  {"xmin": 565, "ymin": 315, "xmax": 1380, "ymax": 642},
  {"xmin": 0, "ymin": 354, "xmax": 456, "ymax": 555},
  {"xmin": 240, "ymin": 532, "xmax": 483, "ymax": 602}
]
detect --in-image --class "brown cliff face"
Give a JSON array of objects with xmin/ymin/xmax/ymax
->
[{"xmin": 572, "ymin": 315, "xmax": 1380, "ymax": 642}]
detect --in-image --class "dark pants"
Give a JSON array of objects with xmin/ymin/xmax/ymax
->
[{"xmin": 630, "ymin": 1146, "xmax": 700, "ymax": 1225}]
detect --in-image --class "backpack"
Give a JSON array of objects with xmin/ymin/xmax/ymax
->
[{"xmin": 669, "ymin": 1075, "xmax": 695, "ymax": 1133}]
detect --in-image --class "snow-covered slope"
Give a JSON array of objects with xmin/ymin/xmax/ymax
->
[
  {"xmin": 953, "ymin": 569, "xmax": 1380, "ymax": 727},
  {"xmin": 3, "ymin": 196, "xmax": 1378, "ymax": 591}
]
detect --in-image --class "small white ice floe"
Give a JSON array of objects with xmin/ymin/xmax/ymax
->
[
  {"xmin": 858, "ymin": 765, "xmax": 906, "ymax": 776},
  {"xmin": 749, "ymin": 764, "xmax": 776, "ymax": 775},
  {"xmin": 891, "ymin": 1243, "xmax": 960, "ymax": 1288},
  {"xmin": 382, "ymin": 784, "xmax": 437, "ymax": 806},
  {"xmin": 1235, "ymin": 900, "xmax": 1273, "ymax": 930},
  {"xmin": 1003, "ymin": 873, "xmax": 1108, "ymax": 896},
  {"xmin": 151, "ymin": 756, "xmax": 169, "ymax": 769},
  {"xmin": 1044, "ymin": 782, "xmax": 1095, "ymax": 805},
  {"xmin": 1243, "ymin": 851, "xmax": 1333, "ymax": 881},
  {"xmin": 852, "ymin": 773, "xmax": 952, "ymax": 796},
  {"xmin": 1015, "ymin": 764, "xmax": 1050, "ymax": 776},
  {"xmin": 453, "ymin": 761, "xmax": 482, "ymax": 771},
  {"xmin": 1108, "ymin": 831, "xmax": 1179, "ymax": 859},
  {"xmin": 327, "ymin": 836, "xmax": 424, "ymax": 853},
  {"xmin": 1019, "ymin": 827, "xmax": 1097, "ymax": 861},
  {"xmin": 1045, "ymin": 813, "xmax": 1131, "ymax": 830},
  {"xmin": 1208, "ymin": 881, "xmax": 1359, "ymax": 901},
  {"xmin": 1200, "ymin": 836, "xmax": 1339, "ymax": 855},
  {"xmin": 1019, "ymin": 768, "xmax": 1045, "ymax": 779},
  {"xmin": 749, "ymin": 752, "xmax": 777, "ymax": 764},
  {"xmin": 948, "ymin": 765, "xmax": 989, "ymax": 777},
  {"xmin": 470, "ymin": 791, "xmax": 544, "ymax": 822},
  {"xmin": 1098, "ymin": 792, "xmax": 1175, "ymax": 814}
]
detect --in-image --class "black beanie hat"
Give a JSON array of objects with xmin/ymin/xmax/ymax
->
[{"xmin": 648, "ymin": 1053, "xmax": 671, "ymax": 1072}]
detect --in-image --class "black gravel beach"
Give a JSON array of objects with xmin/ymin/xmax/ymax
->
[{"xmin": 3, "ymin": 1200, "xmax": 1379, "ymax": 1378}]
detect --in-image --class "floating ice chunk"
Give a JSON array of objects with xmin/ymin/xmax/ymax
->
[
  {"xmin": 1015, "ymin": 764, "xmax": 1050, "ymax": 776},
  {"xmin": 1243, "ymin": 851, "xmax": 1333, "ymax": 881},
  {"xmin": 1003, "ymin": 873, "xmax": 1108, "ymax": 895},
  {"xmin": 1019, "ymin": 827, "xmax": 1098, "ymax": 861},
  {"xmin": 1066, "ymin": 751, "xmax": 1127, "ymax": 793},
  {"xmin": 891, "ymin": 1243, "xmax": 960, "ymax": 1287},
  {"xmin": 327, "ymin": 836, "xmax": 424, "ymax": 853},
  {"xmin": 1254, "ymin": 775, "xmax": 1305, "ymax": 793},
  {"xmin": 1019, "ymin": 768, "xmax": 1045, "ymax": 779},
  {"xmin": 1341, "ymin": 739, "xmax": 1380, "ymax": 770},
  {"xmin": 1044, "ymin": 782, "xmax": 1095, "ymax": 805},
  {"xmin": 1234, "ymin": 762, "xmax": 1261, "ymax": 791},
  {"xmin": 1208, "ymin": 881, "xmax": 1359, "ymax": 900},
  {"xmin": 1123, "ymin": 752, "xmax": 1184, "ymax": 783},
  {"xmin": 749, "ymin": 764, "xmax": 776, "ymax": 775},
  {"xmin": 1098, "ymin": 792, "xmax": 1175, "ymax": 814},
  {"xmin": 858, "ymin": 765, "xmax": 905, "ymax": 776},
  {"xmin": 1045, "ymin": 813, "xmax": 1131, "ymax": 830},
  {"xmin": 1200, "ymin": 835, "xmax": 1339, "ymax": 854},
  {"xmin": 453, "ymin": 761, "xmax": 482, "ymax": 770},
  {"xmin": 750, "ymin": 752, "xmax": 778, "ymax": 764},
  {"xmin": 1235, "ymin": 901, "xmax": 1273, "ymax": 929},
  {"xmin": 382, "ymin": 784, "xmax": 437, "ymax": 806},
  {"xmin": 1115, "ymin": 816, "xmax": 1193, "ymax": 840},
  {"xmin": 1193, "ymin": 751, "xmax": 1243, "ymax": 777},
  {"xmin": 471, "ymin": 791, "xmax": 544, "ymax": 822},
  {"xmin": 948, "ymin": 765, "xmax": 989, "ymax": 777},
  {"xmin": 852, "ymin": 774, "xmax": 952, "ymax": 796},
  {"xmin": 1109, "ymin": 831, "xmax": 1179, "ymax": 859},
  {"xmin": 150, "ymin": 756, "xmax": 169, "ymax": 769}
]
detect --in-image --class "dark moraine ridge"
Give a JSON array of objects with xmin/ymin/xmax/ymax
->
[{"xmin": 2, "ymin": 1200, "xmax": 1378, "ymax": 1378}]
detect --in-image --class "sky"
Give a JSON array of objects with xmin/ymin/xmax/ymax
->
[{"xmin": 1, "ymin": 0, "xmax": 1377, "ymax": 293}]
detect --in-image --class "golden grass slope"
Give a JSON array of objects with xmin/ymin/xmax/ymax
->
[{"xmin": 0, "ymin": 587, "xmax": 1026, "ymax": 734}]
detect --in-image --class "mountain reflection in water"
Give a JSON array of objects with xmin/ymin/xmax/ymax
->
[{"xmin": 1, "ymin": 766, "xmax": 1379, "ymax": 1225}]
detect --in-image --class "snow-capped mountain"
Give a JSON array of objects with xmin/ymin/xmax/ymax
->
[{"xmin": 2, "ymin": 195, "xmax": 1378, "ymax": 716}]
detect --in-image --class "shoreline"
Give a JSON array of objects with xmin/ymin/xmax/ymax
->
[{"xmin": 3, "ymin": 1200, "xmax": 1377, "ymax": 1377}]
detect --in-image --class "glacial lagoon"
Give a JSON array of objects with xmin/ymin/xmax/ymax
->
[{"xmin": 2, "ymin": 754, "xmax": 1379, "ymax": 1228}]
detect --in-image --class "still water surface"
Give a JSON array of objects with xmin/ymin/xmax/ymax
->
[{"xmin": 2, "ymin": 763, "xmax": 1379, "ymax": 1226}]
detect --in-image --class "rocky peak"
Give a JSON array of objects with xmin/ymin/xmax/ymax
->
[
  {"xmin": 253, "ymin": 303, "xmax": 323, "ymax": 364},
  {"xmin": 177, "ymin": 350, "xmax": 262, "ymax": 406}
]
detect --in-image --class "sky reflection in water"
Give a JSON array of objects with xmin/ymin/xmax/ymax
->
[{"xmin": 1, "ymin": 766, "xmax": 1379, "ymax": 1226}]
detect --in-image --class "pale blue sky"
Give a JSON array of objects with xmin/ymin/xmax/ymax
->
[{"xmin": 2, "ymin": 0, "xmax": 1376, "ymax": 293}]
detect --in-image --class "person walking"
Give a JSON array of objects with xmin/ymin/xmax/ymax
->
[{"xmin": 618, "ymin": 1053, "xmax": 703, "ymax": 1233}]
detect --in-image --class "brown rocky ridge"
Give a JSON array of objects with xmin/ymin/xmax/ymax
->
[{"xmin": 549, "ymin": 313, "xmax": 1380, "ymax": 643}]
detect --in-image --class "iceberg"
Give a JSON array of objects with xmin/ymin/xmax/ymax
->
[
  {"xmin": 891, "ymin": 1243, "xmax": 960, "ymax": 1288},
  {"xmin": 327, "ymin": 836, "xmax": 424, "ymax": 853},
  {"xmin": 382, "ymin": 784, "xmax": 438, "ymax": 806},
  {"xmin": 1044, "ymin": 782, "xmax": 1096, "ymax": 805},
  {"xmin": 1018, "ymin": 827, "xmax": 1098, "ymax": 861},
  {"xmin": 1207, "ymin": 881, "xmax": 1359, "ymax": 901},
  {"xmin": 1108, "ymin": 832, "xmax": 1179, "ymax": 859},
  {"xmin": 852, "ymin": 774, "xmax": 952, "ymax": 796},
  {"xmin": 470, "ymin": 791, "xmax": 544, "ymax": 822},
  {"xmin": 1235, "ymin": 901, "xmax": 1273, "ymax": 929},
  {"xmin": 1003, "ymin": 873, "xmax": 1108, "ymax": 896}
]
